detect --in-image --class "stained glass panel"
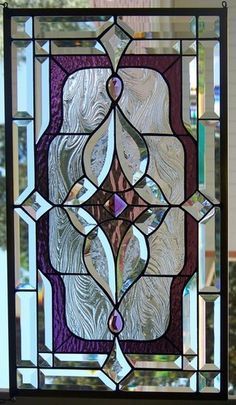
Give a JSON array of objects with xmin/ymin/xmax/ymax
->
[{"xmin": 4, "ymin": 7, "xmax": 227, "ymax": 399}]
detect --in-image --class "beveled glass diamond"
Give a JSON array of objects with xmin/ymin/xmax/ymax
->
[
  {"xmin": 102, "ymin": 338, "xmax": 131, "ymax": 383},
  {"xmin": 104, "ymin": 193, "xmax": 127, "ymax": 217},
  {"xmin": 23, "ymin": 192, "xmax": 51, "ymax": 220},
  {"xmin": 182, "ymin": 191, "xmax": 213, "ymax": 220},
  {"xmin": 100, "ymin": 25, "xmax": 130, "ymax": 70}
]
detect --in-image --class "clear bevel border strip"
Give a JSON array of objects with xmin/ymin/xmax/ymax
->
[{"xmin": 3, "ymin": 5, "xmax": 228, "ymax": 399}]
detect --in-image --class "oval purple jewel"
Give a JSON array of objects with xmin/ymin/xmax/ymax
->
[
  {"xmin": 108, "ymin": 309, "xmax": 123, "ymax": 334},
  {"xmin": 107, "ymin": 76, "xmax": 123, "ymax": 101}
]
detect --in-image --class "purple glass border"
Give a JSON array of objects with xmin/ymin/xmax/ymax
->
[{"xmin": 36, "ymin": 54, "xmax": 198, "ymax": 354}]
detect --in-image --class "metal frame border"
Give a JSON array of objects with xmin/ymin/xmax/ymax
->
[{"xmin": 3, "ymin": 6, "xmax": 228, "ymax": 400}]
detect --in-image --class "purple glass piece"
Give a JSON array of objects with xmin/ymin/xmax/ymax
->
[
  {"xmin": 35, "ymin": 54, "xmax": 198, "ymax": 356},
  {"xmin": 108, "ymin": 310, "xmax": 123, "ymax": 334},
  {"xmin": 105, "ymin": 193, "xmax": 127, "ymax": 217},
  {"xmin": 107, "ymin": 76, "xmax": 123, "ymax": 100}
]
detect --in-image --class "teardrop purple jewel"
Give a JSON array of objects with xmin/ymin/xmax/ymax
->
[
  {"xmin": 108, "ymin": 309, "xmax": 124, "ymax": 334},
  {"xmin": 107, "ymin": 76, "xmax": 123, "ymax": 101}
]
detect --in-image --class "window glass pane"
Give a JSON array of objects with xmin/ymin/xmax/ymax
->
[{"xmin": 3, "ymin": 7, "xmax": 227, "ymax": 398}]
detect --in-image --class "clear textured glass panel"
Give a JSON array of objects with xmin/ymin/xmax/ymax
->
[
  {"xmin": 127, "ymin": 355, "xmax": 182, "ymax": 369},
  {"xmin": 199, "ymin": 294, "xmax": 220, "ymax": 370},
  {"xmin": 182, "ymin": 56, "xmax": 197, "ymax": 138},
  {"xmin": 58, "ymin": 67, "xmax": 112, "ymax": 131},
  {"xmin": 34, "ymin": 16, "xmax": 113, "ymax": 39},
  {"xmin": 119, "ymin": 69, "xmax": 173, "ymax": 134},
  {"xmin": 102, "ymin": 338, "xmax": 131, "ymax": 383},
  {"xmin": 145, "ymin": 136, "xmax": 184, "ymax": 204},
  {"xmin": 198, "ymin": 41, "xmax": 220, "ymax": 118},
  {"xmin": 11, "ymin": 17, "xmax": 32, "ymax": 39},
  {"xmin": 183, "ymin": 273, "xmax": 197, "ymax": 355},
  {"xmin": 126, "ymin": 40, "xmax": 180, "ymax": 54},
  {"xmin": 199, "ymin": 208, "xmax": 220, "ymax": 292},
  {"xmin": 39, "ymin": 369, "xmax": 115, "ymax": 391},
  {"xmin": 145, "ymin": 208, "xmax": 184, "ymax": 276},
  {"xmin": 49, "ymin": 208, "xmax": 87, "ymax": 274},
  {"xmin": 16, "ymin": 292, "xmax": 37, "ymax": 366},
  {"xmin": 12, "ymin": 120, "xmax": 34, "ymax": 204},
  {"xmin": 119, "ymin": 277, "xmax": 172, "ymax": 340},
  {"xmin": 120, "ymin": 371, "xmax": 196, "ymax": 392},
  {"xmin": 48, "ymin": 137, "xmax": 88, "ymax": 204},
  {"xmin": 119, "ymin": 16, "xmax": 196, "ymax": 39},
  {"xmin": 17, "ymin": 368, "xmax": 38, "ymax": 389},
  {"xmin": 199, "ymin": 371, "xmax": 220, "ymax": 393},
  {"xmin": 35, "ymin": 57, "xmax": 50, "ymax": 141},
  {"xmin": 54, "ymin": 354, "xmax": 107, "ymax": 368},
  {"xmin": 12, "ymin": 41, "xmax": 33, "ymax": 118},
  {"xmin": 198, "ymin": 16, "xmax": 220, "ymax": 38},
  {"xmin": 62, "ymin": 275, "xmax": 113, "ymax": 340},
  {"xmin": 14, "ymin": 209, "xmax": 36, "ymax": 290},
  {"xmin": 38, "ymin": 270, "xmax": 52, "ymax": 352},
  {"xmin": 198, "ymin": 120, "xmax": 220, "ymax": 201},
  {"xmin": 51, "ymin": 40, "xmax": 105, "ymax": 55}
]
